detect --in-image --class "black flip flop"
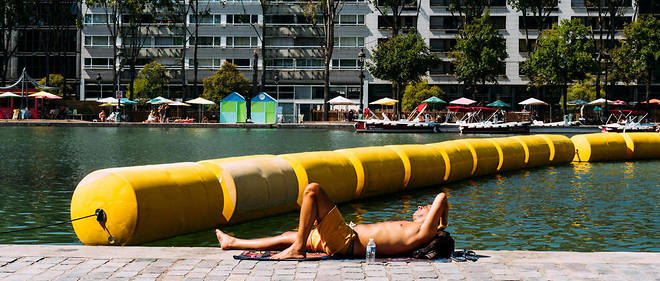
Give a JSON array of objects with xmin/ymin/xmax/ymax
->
[
  {"xmin": 450, "ymin": 250, "xmax": 467, "ymax": 262},
  {"xmin": 465, "ymin": 250, "xmax": 479, "ymax": 262}
]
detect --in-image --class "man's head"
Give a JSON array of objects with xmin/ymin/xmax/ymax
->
[{"xmin": 413, "ymin": 205, "xmax": 432, "ymax": 222}]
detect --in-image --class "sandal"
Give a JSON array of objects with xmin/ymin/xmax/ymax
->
[
  {"xmin": 465, "ymin": 250, "xmax": 479, "ymax": 262},
  {"xmin": 450, "ymin": 250, "xmax": 467, "ymax": 262}
]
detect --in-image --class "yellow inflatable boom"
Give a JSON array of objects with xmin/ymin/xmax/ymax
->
[{"xmin": 71, "ymin": 133, "xmax": 658, "ymax": 245}]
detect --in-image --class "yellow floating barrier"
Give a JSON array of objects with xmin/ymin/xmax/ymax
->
[
  {"xmin": 336, "ymin": 146, "xmax": 406, "ymax": 199},
  {"xmin": 385, "ymin": 144, "xmax": 447, "ymax": 190},
  {"xmin": 511, "ymin": 135, "xmax": 551, "ymax": 168},
  {"xmin": 571, "ymin": 133, "xmax": 629, "ymax": 162},
  {"xmin": 200, "ymin": 156, "xmax": 299, "ymax": 224},
  {"xmin": 461, "ymin": 139, "xmax": 500, "ymax": 176},
  {"xmin": 427, "ymin": 140, "xmax": 474, "ymax": 182},
  {"xmin": 488, "ymin": 137, "xmax": 526, "ymax": 172},
  {"xmin": 622, "ymin": 132, "xmax": 660, "ymax": 160},
  {"xmin": 538, "ymin": 135, "xmax": 575, "ymax": 165},
  {"xmin": 71, "ymin": 133, "xmax": 660, "ymax": 246},
  {"xmin": 279, "ymin": 151, "xmax": 358, "ymax": 205},
  {"xmin": 70, "ymin": 163, "xmax": 223, "ymax": 246}
]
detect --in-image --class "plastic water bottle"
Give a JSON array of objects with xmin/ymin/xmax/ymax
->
[{"xmin": 366, "ymin": 238, "xmax": 376, "ymax": 263}]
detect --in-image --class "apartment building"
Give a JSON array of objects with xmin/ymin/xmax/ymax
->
[{"xmin": 79, "ymin": 0, "xmax": 656, "ymax": 122}]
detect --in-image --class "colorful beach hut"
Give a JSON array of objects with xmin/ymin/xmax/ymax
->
[
  {"xmin": 250, "ymin": 92, "xmax": 277, "ymax": 124},
  {"xmin": 220, "ymin": 92, "xmax": 247, "ymax": 123}
]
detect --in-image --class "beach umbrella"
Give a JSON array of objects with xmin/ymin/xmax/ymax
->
[
  {"xmin": 187, "ymin": 97, "xmax": 216, "ymax": 122},
  {"xmin": 0, "ymin": 92, "xmax": 21, "ymax": 98},
  {"xmin": 120, "ymin": 98, "xmax": 137, "ymax": 104},
  {"xmin": 568, "ymin": 99, "xmax": 589, "ymax": 105},
  {"xmin": 0, "ymin": 92, "xmax": 21, "ymax": 109},
  {"xmin": 640, "ymin": 99, "xmax": 660, "ymax": 104},
  {"xmin": 328, "ymin": 96, "xmax": 356, "ymax": 105},
  {"xmin": 422, "ymin": 96, "xmax": 446, "ymax": 104},
  {"xmin": 519, "ymin": 98, "xmax": 548, "ymax": 105},
  {"xmin": 588, "ymin": 98, "xmax": 614, "ymax": 105},
  {"xmin": 168, "ymin": 101, "xmax": 190, "ymax": 106},
  {"xmin": 593, "ymin": 106, "xmax": 602, "ymax": 111},
  {"xmin": 487, "ymin": 100, "xmax": 511, "ymax": 107},
  {"xmin": 148, "ymin": 96, "xmax": 173, "ymax": 104},
  {"xmin": 369, "ymin": 97, "xmax": 398, "ymax": 106},
  {"xmin": 98, "ymin": 97, "xmax": 119, "ymax": 103},
  {"xmin": 99, "ymin": 103, "xmax": 126, "ymax": 107},
  {"xmin": 449, "ymin": 97, "xmax": 476, "ymax": 105},
  {"xmin": 28, "ymin": 91, "xmax": 52, "ymax": 98},
  {"xmin": 611, "ymin": 100, "xmax": 627, "ymax": 105}
]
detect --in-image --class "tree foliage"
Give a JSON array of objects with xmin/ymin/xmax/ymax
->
[
  {"xmin": 368, "ymin": 33, "xmax": 439, "ymax": 116},
  {"xmin": 129, "ymin": 61, "xmax": 170, "ymax": 99},
  {"xmin": 202, "ymin": 62, "xmax": 251, "ymax": 104},
  {"xmin": 507, "ymin": 0, "xmax": 557, "ymax": 52},
  {"xmin": 402, "ymin": 80, "xmax": 444, "ymax": 111},
  {"xmin": 448, "ymin": 0, "xmax": 490, "ymax": 26},
  {"xmin": 565, "ymin": 74, "xmax": 602, "ymax": 103},
  {"xmin": 521, "ymin": 19, "xmax": 595, "ymax": 113},
  {"xmin": 38, "ymin": 74, "xmax": 72, "ymax": 97},
  {"xmin": 0, "ymin": 1, "xmax": 29, "ymax": 84},
  {"xmin": 610, "ymin": 16, "xmax": 660, "ymax": 103},
  {"xmin": 450, "ymin": 12, "xmax": 507, "ymax": 98}
]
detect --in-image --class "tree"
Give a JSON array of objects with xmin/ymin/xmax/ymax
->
[
  {"xmin": 521, "ymin": 19, "xmax": 596, "ymax": 116},
  {"xmin": 508, "ymin": 0, "xmax": 557, "ymax": 53},
  {"xmin": 38, "ymin": 74, "xmax": 72, "ymax": 97},
  {"xmin": 129, "ymin": 61, "xmax": 170, "ymax": 99},
  {"xmin": 448, "ymin": 0, "xmax": 490, "ymax": 27},
  {"xmin": 610, "ymin": 16, "xmax": 660, "ymax": 108},
  {"xmin": 0, "ymin": 0, "xmax": 28, "ymax": 85},
  {"xmin": 370, "ymin": 0, "xmax": 421, "ymax": 37},
  {"xmin": 368, "ymin": 33, "xmax": 440, "ymax": 118},
  {"xmin": 449, "ymin": 12, "xmax": 507, "ymax": 100},
  {"xmin": 402, "ymin": 80, "xmax": 444, "ymax": 111},
  {"xmin": 303, "ymin": 0, "xmax": 343, "ymax": 121},
  {"xmin": 565, "ymin": 74, "xmax": 602, "ymax": 103},
  {"xmin": 201, "ymin": 62, "xmax": 251, "ymax": 104},
  {"xmin": 120, "ymin": 0, "xmax": 158, "ymax": 101},
  {"xmin": 85, "ymin": 0, "xmax": 123, "ymax": 95}
]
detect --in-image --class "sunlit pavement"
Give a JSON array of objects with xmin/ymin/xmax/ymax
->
[{"xmin": 0, "ymin": 245, "xmax": 658, "ymax": 280}]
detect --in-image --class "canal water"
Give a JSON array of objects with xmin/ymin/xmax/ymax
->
[{"xmin": 0, "ymin": 127, "xmax": 657, "ymax": 252}]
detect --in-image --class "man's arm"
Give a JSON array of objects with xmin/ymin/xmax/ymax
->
[{"xmin": 418, "ymin": 193, "xmax": 448, "ymax": 239}]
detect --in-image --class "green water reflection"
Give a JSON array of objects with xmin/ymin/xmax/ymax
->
[{"xmin": 0, "ymin": 127, "xmax": 658, "ymax": 251}]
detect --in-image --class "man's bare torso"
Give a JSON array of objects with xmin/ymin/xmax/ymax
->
[{"xmin": 349, "ymin": 221, "xmax": 429, "ymax": 256}]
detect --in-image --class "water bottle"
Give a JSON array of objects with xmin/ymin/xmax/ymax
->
[{"xmin": 366, "ymin": 238, "xmax": 376, "ymax": 263}]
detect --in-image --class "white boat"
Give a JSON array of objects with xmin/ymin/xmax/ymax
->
[{"xmin": 599, "ymin": 110, "xmax": 657, "ymax": 132}]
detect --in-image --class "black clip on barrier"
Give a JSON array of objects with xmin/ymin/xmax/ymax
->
[{"xmin": 94, "ymin": 208, "xmax": 115, "ymax": 244}]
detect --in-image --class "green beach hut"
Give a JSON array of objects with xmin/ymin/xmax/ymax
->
[
  {"xmin": 250, "ymin": 92, "xmax": 277, "ymax": 124},
  {"xmin": 220, "ymin": 92, "xmax": 247, "ymax": 123}
]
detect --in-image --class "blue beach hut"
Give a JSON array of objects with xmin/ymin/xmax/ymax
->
[
  {"xmin": 220, "ymin": 92, "xmax": 247, "ymax": 123},
  {"xmin": 250, "ymin": 92, "xmax": 277, "ymax": 124}
]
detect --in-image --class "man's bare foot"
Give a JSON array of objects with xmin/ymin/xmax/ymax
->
[
  {"xmin": 216, "ymin": 229, "xmax": 235, "ymax": 250},
  {"xmin": 270, "ymin": 244, "xmax": 306, "ymax": 260}
]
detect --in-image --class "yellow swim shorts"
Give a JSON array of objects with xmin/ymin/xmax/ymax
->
[{"xmin": 306, "ymin": 206, "xmax": 357, "ymax": 256}]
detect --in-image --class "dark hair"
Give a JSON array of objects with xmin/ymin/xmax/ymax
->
[{"xmin": 411, "ymin": 231, "xmax": 455, "ymax": 259}]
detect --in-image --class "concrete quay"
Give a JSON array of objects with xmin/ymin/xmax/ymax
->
[
  {"xmin": 0, "ymin": 120, "xmax": 356, "ymax": 130},
  {"xmin": 0, "ymin": 245, "xmax": 658, "ymax": 281}
]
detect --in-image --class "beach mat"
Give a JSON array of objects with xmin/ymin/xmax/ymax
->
[{"xmin": 233, "ymin": 250, "xmax": 330, "ymax": 261}]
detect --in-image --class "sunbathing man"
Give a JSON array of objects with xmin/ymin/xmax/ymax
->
[{"xmin": 216, "ymin": 183, "xmax": 449, "ymax": 259}]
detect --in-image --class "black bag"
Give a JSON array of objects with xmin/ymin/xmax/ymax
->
[{"xmin": 411, "ymin": 231, "xmax": 455, "ymax": 259}]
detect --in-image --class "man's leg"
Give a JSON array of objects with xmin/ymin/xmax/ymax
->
[
  {"xmin": 271, "ymin": 183, "xmax": 335, "ymax": 259},
  {"xmin": 216, "ymin": 230, "xmax": 296, "ymax": 250}
]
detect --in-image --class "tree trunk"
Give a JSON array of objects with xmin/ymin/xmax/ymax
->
[
  {"xmin": 562, "ymin": 83, "xmax": 567, "ymax": 117},
  {"xmin": 646, "ymin": 72, "xmax": 651, "ymax": 112},
  {"xmin": 129, "ymin": 62, "xmax": 136, "ymax": 100},
  {"xmin": 192, "ymin": 0, "xmax": 200, "ymax": 98},
  {"xmin": 260, "ymin": 5, "xmax": 267, "ymax": 91},
  {"xmin": 392, "ymin": 4, "xmax": 399, "ymax": 37},
  {"xmin": 181, "ymin": 41, "xmax": 187, "ymax": 100},
  {"xmin": 250, "ymin": 49, "xmax": 258, "ymax": 122}
]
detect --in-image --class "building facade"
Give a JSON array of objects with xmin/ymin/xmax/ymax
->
[{"xmin": 79, "ymin": 0, "xmax": 657, "ymax": 122}]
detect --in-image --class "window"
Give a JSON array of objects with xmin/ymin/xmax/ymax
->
[
  {"xmin": 84, "ymin": 36, "xmax": 111, "ymax": 46},
  {"xmin": 190, "ymin": 14, "xmax": 215, "ymax": 25},
  {"xmin": 519, "ymin": 16, "xmax": 557, "ymax": 30},
  {"xmin": 154, "ymin": 37, "xmax": 184, "ymax": 47},
  {"xmin": 296, "ymin": 59, "xmax": 323, "ymax": 69},
  {"xmin": 226, "ymin": 58, "xmax": 251, "ymax": 68},
  {"xmin": 194, "ymin": 59, "xmax": 222, "ymax": 68},
  {"xmin": 430, "ymin": 16, "xmax": 462, "ymax": 30},
  {"xmin": 267, "ymin": 59, "xmax": 295, "ymax": 69},
  {"xmin": 489, "ymin": 16, "xmax": 506, "ymax": 30},
  {"xmin": 227, "ymin": 37, "xmax": 258, "ymax": 47},
  {"xmin": 518, "ymin": 39, "xmax": 537, "ymax": 53},
  {"xmin": 335, "ymin": 37, "xmax": 365, "ymax": 48},
  {"xmin": 194, "ymin": 36, "xmax": 220, "ymax": 46},
  {"xmin": 331, "ymin": 59, "xmax": 361, "ymax": 69},
  {"xmin": 227, "ymin": 14, "xmax": 258, "ymax": 25},
  {"xmin": 84, "ymin": 14, "xmax": 112, "ymax": 24},
  {"xmin": 337, "ymin": 15, "xmax": 365, "ymax": 25},
  {"xmin": 123, "ymin": 37, "xmax": 151, "ymax": 47},
  {"xmin": 430, "ymin": 0, "xmax": 451, "ymax": 6},
  {"xmin": 84, "ymin": 58, "xmax": 114, "ymax": 68},
  {"xmin": 429, "ymin": 39, "xmax": 456, "ymax": 53},
  {"xmin": 378, "ymin": 16, "xmax": 417, "ymax": 29},
  {"xmin": 573, "ymin": 16, "xmax": 631, "ymax": 31},
  {"xmin": 429, "ymin": 61, "xmax": 454, "ymax": 75}
]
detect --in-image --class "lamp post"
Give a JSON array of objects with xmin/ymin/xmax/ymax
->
[
  {"xmin": 96, "ymin": 73, "xmax": 102, "ymax": 100},
  {"xmin": 116, "ymin": 50, "xmax": 123, "ymax": 121},
  {"xmin": 358, "ymin": 48, "xmax": 366, "ymax": 111},
  {"xmin": 274, "ymin": 72, "xmax": 280, "ymax": 100}
]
